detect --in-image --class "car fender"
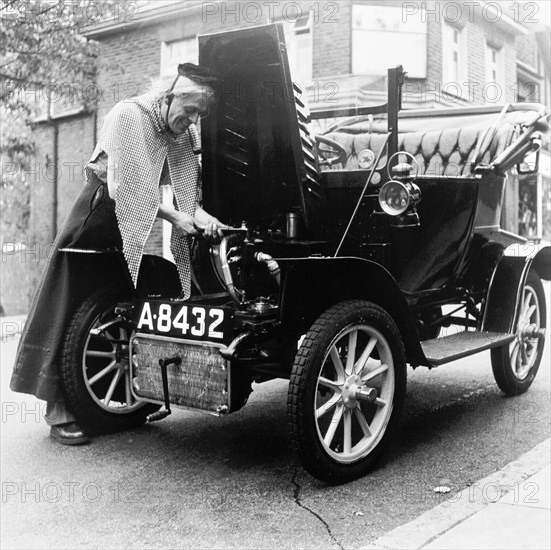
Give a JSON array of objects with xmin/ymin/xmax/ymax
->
[
  {"xmin": 277, "ymin": 256, "xmax": 425, "ymax": 366},
  {"xmin": 482, "ymin": 242, "xmax": 550, "ymax": 333},
  {"xmin": 60, "ymin": 248, "xmax": 181, "ymax": 298},
  {"xmin": 137, "ymin": 255, "xmax": 182, "ymax": 297}
]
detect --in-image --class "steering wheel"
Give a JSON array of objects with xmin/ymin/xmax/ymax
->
[{"xmin": 314, "ymin": 134, "xmax": 348, "ymax": 167}]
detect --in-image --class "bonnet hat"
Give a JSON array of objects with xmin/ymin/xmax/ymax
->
[{"xmin": 177, "ymin": 63, "xmax": 220, "ymax": 91}]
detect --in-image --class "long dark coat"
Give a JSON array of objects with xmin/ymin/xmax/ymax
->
[{"xmin": 10, "ymin": 175, "xmax": 127, "ymax": 402}]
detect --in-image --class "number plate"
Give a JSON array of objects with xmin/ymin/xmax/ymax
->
[{"xmin": 133, "ymin": 300, "xmax": 234, "ymax": 343}]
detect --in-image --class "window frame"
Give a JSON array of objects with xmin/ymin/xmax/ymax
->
[
  {"xmin": 351, "ymin": 3, "xmax": 428, "ymax": 79},
  {"xmin": 441, "ymin": 20, "xmax": 468, "ymax": 98},
  {"xmin": 484, "ymin": 41, "xmax": 506, "ymax": 92},
  {"xmin": 160, "ymin": 37, "xmax": 198, "ymax": 77}
]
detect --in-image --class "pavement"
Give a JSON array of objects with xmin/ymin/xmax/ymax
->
[
  {"xmin": 362, "ymin": 438, "xmax": 551, "ymax": 550},
  {"xmin": 2, "ymin": 315, "xmax": 550, "ymax": 549}
]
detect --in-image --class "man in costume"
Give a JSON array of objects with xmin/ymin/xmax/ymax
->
[{"xmin": 10, "ymin": 63, "xmax": 226, "ymax": 445}]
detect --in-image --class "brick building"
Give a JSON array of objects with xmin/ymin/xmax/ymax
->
[{"xmin": 2, "ymin": 0, "xmax": 549, "ymax": 314}]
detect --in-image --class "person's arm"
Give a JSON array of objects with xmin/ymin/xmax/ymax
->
[{"xmin": 157, "ymin": 203, "xmax": 198, "ymax": 237}]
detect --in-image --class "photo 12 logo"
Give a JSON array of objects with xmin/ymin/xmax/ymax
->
[
  {"xmin": 403, "ymin": 80, "xmax": 540, "ymax": 104},
  {"xmin": 1, "ymin": 481, "xmax": 139, "ymax": 504},
  {"xmin": 2, "ymin": 1, "xmax": 140, "ymax": 25},
  {"xmin": 202, "ymin": 2, "xmax": 340, "ymax": 24},
  {"xmin": 402, "ymin": 2, "xmax": 540, "ymax": 24}
]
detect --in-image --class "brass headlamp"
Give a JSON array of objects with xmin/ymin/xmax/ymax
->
[{"xmin": 379, "ymin": 162, "xmax": 421, "ymax": 217}]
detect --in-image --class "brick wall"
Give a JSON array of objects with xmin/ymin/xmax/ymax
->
[
  {"xmin": 95, "ymin": 27, "xmax": 161, "ymax": 123},
  {"xmin": 466, "ymin": 24, "xmax": 486, "ymax": 104},
  {"xmin": 312, "ymin": 0, "xmax": 352, "ymax": 79},
  {"xmin": 426, "ymin": 17, "xmax": 443, "ymax": 91}
]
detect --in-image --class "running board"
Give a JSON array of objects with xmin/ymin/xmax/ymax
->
[{"xmin": 421, "ymin": 331, "xmax": 515, "ymax": 366}]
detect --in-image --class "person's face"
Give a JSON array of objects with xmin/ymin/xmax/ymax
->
[{"xmin": 165, "ymin": 91, "xmax": 210, "ymax": 135}]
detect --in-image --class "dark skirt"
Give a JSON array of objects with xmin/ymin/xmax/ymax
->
[{"xmin": 10, "ymin": 174, "xmax": 128, "ymax": 402}]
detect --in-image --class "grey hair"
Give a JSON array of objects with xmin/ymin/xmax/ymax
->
[{"xmin": 147, "ymin": 74, "xmax": 215, "ymax": 105}]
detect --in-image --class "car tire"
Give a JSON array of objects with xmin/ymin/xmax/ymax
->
[
  {"xmin": 491, "ymin": 269, "xmax": 547, "ymax": 396},
  {"xmin": 60, "ymin": 285, "xmax": 159, "ymax": 434},
  {"xmin": 288, "ymin": 300, "xmax": 406, "ymax": 483}
]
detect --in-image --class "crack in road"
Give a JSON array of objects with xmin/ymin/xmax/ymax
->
[{"xmin": 291, "ymin": 468, "xmax": 344, "ymax": 550}]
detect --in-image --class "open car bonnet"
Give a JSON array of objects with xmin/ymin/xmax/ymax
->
[{"xmin": 198, "ymin": 24, "xmax": 322, "ymax": 231}]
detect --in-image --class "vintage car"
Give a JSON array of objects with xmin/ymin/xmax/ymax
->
[{"xmin": 60, "ymin": 24, "xmax": 550, "ymax": 483}]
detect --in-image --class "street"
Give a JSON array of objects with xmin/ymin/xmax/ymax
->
[{"xmin": 2, "ymin": 284, "xmax": 550, "ymax": 549}]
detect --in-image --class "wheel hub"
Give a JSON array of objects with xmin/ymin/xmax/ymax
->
[
  {"xmin": 342, "ymin": 375, "xmax": 377, "ymax": 408},
  {"xmin": 519, "ymin": 323, "xmax": 544, "ymax": 340},
  {"xmin": 115, "ymin": 343, "xmax": 129, "ymax": 363}
]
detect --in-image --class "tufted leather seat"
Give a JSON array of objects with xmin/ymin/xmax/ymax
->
[{"xmin": 323, "ymin": 119, "xmax": 519, "ymax": 176}]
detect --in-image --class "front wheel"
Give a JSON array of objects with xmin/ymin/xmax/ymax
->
[
  {"xmin": 60, "ymin": 285, "xmax": 159, "ymax": 433},
  {"xmin": 288, "ymin": 300, "xmax": 406, "ymax": 483},
  {"xmin": 491, "ymin": 270, "xmax": 547, "ymax": 396}
]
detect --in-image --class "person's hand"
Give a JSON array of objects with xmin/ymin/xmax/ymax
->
[
  {"xmin": 194, "ymin": 217, "xmax": 228, "ymax": 242},
  {"xmin": 193, "ymin": 207, "xmax": 228, "ymax": 242},
  {"xmin": 171, "ymin": 211, "xmax": 198, "ymax": 238}
]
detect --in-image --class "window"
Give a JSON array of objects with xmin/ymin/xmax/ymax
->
[
  {"xmin": 160, "ymin": 37, "xmax": 198, "ymax": 77},
  {"xmin": 442, "ymin": 22, "xmax": 467, "ymax": 92},
  {"xmin": 271, "ymin": 9, "xmax": 313, "ymax": 84},
  {"xmin": 485, "ymin": 42, "xmax": 505, "ymax": 90},
  {"xmin": 352, "ymin": 4, "xmax": 427, "ymax": 78},
  {"xmin": 31, "ymin": 84, "xmax": 86, "ymax": 121},
  {"xmin": 516, "ymin": 78, "xmax": 540, "ymax": 103}
]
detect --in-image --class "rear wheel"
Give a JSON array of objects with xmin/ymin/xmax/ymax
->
[
  {"xmin": 491, "ymin": 270, "xmax": 546, "ymax": 395},
  {"xmin": 288, "ymin": 300, "xmax": 406, "ymax": 483},
  {"xmin": 60, "ymin": 285, "xmax": 159, "ymax": 433}
]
